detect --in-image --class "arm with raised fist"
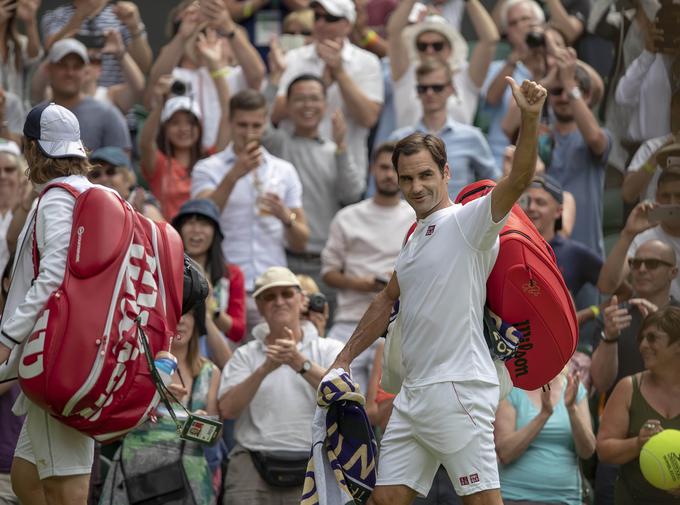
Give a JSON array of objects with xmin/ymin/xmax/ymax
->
[{"xmin": 491, "ymin": 78, "xmax": 547, "ymax": 222}]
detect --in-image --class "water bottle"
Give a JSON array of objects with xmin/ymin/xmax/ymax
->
[{"xmin": 154, "ymin": 351, "xmax": 178, "ymax": 387}]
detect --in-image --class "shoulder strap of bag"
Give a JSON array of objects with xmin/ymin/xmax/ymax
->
[{"xmin": 31, "ymin": 183, "xmax": 81, "ymax": 278}]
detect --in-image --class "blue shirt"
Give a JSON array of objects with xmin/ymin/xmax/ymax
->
[
  {"xmin": 479, "ymin": 60, "xmax": 532, "ymax": 170},
  {"xmin": 390, "ymin": 118, "xmax": 500, "ymax": 199},
  {"xmin": 546, "ymin": 128, "xmax": 611, "ymax": 258},
  {"xmin": 550, "ymin": 234, "xmax": 602, "ymax": 296},
  {"xmin": 500, "ymin": 384, "xmax": 588, "ymax": 505}
]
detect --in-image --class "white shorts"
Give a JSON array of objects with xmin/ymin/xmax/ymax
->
[
  {"xmin": 376, "ymin": 380, "xmax": 500, "ymax": 497},
  {"xmin": 13, "ymin": 399, "xmax": 94, "ymax": 480}
]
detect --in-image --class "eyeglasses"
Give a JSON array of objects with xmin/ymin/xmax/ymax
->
[
  {"xmin": 628, "ymin": 258, "xmax": 675, "ymax": 270},
  {"xmin": 507, "ymin": 14, "xmax": 534, "ymax": 27},
  {"xmin": 259, "ymin": 288, "xmax": 298, "ymax": 303},
  {"xmin": 284, "ymin": 30, "xmax": 312, "ymax": 36},
  {"xmin": 416, "ymin": 83, "xmax": 448, "ymax": 94},
  {"xmin": 313, "ymin": 10, "xmax": 343, "ymax": 23},
  {"xmin": 416, "ymin": 41, "xmax": 446, "ymax": 52},
  {"xmin": 637, "ymin": 330, "xmax": 665, "ymax": 345},
  {"xmin": 88, "ymin": 166, "xmax": 119, "ymax": 179}
]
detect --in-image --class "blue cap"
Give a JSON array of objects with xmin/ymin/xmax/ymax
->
[
  {"xmin": 172, "ymin": 199, "xmax": 223, "ymax": 239},
  {"xmin": 90, "ymin": 146, "xmax": 131, "ymax": 170}
]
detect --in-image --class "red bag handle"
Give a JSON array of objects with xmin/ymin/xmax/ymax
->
[{"xmin": 32, "ymin": 183, "xmax": 80, "ymax": 279}]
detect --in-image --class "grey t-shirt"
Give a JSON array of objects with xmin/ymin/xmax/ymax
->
[{"xmin": 69, "ymin": 97, "xmax": 131, "ymax": 152}]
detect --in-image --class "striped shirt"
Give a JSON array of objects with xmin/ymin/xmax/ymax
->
[{"xmin": 41, "ymin": 4, "xmax": 131, "ymax": 87}]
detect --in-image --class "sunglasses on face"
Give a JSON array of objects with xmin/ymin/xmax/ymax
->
[
  {"xmin": 628, "ymin": 258, "xmax": 674, "ymax": 270},
  {"xmin": 637, "ymin": 330, "xmax": 664, "ymax": 345},
  {"xmin": 313, "ymin": 10, "xmax": 343, "ymax": 23},
  {"xmin": 416, "ymin": 41, "xmax": 446, "ymax": 52},
  {"xmin": 416, "ymin": 83, "xmax": 448, "ymax": 94},
  {"xmin": 88, "ymin": 166, "xmax": 119, "ymax": 179},
  {"xmin": 259, "ymin": 288, "xmax": 298, "ymax": 303},
  {"xmin": 284, "ymin": 30, "xmax": 312, "ymax": 36}
]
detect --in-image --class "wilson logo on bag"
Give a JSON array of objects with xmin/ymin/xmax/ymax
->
[
  {"xmin": 455, "ymin": 180, "xmax": 578, "ymax": 390},
  {"xmin": 19, "ymin": 183, "xmax": 185, "ymax": 442}
]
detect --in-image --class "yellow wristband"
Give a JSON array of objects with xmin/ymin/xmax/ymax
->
[
  {"xmin": 361, "ymin": 30, "xmax": 378, "ymax": 47},
  {"xmin": 642, "ymin": 161, "xmax": 656, "ymax": 174},
  {"xmin": 590, "ymin": 305, "xmax": 600, "ymax": 318},
  {"xmin": 243, "ymin": 1, "xmax": 253, "ymax": 18},
  {"xmin": 210, "ymin": 67, "xmax": 230, "ymax": 79}
]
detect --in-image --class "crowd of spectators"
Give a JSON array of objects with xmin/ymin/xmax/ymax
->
[{"xmin": 0, "ymin": 0, "xmax": 678, "ymax": 504}]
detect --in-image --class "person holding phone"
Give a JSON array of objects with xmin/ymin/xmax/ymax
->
[
  {"xmin": 599, "ymin": 165, "xmax": 680, "ymax": 303},
  {"xmin": 191, "ymin": 89, "xmax": 309, "ymax": 334}
]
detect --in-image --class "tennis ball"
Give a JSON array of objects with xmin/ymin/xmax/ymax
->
[{"xmin": 639, "ymin": 429, "xmax": 680, "ymax": 490}]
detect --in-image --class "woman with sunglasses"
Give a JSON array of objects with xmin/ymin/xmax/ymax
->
[
  {"xmin": 596, "ymin": 306, "xmax": 680, "ymax": 504},
  {"xmin": 172, "ymin": 198, "xmax": 246, "ymax": 351},
  {"xmin": 88, "ymin": 146, "xmax": 164, "ymax": 222},
  {"xmin": 387, "ymin": 0, "xmax": 499, "ymax": 128},
  {"xmin": 140, "ymin": 31, "xmax": 231, "ymax": 221}
]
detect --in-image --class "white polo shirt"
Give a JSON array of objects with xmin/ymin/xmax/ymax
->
[
  {"xmin": 277, "ymin": 40, "xmax": 384, "ymax": 173},
  {"xmin": 218, "ymin": 321, "xmax": 344, "ymax": 452},
  {"xmin": 395, "ymin": 193, "xmax": 508, "ymax": 388},
  {"xmin": 191, "ymin": 145, "xmax": 303, "ymax": 291}
]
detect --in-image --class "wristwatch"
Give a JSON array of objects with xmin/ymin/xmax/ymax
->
[
  {"xmin": 568, "ymin": 86, "xmax": 582, "ymax": 101},
  {"xmin": 298, "ymin": 359, "xmax": 312, "ymax": 375},
  {"xmin": 600, "ymin": 331, "xmax": 619, "ymax": 344}
]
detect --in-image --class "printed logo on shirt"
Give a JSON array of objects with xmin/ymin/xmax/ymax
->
[
  {"xmin": 459, "ymin": 476, "xmax": 469, "ymax": 486},
  {"xmin": 470, "ymin": 473, "xmax": 480, "ymax": 484},
  {"xmin": 425, "ymin": 225, "xmax": 436, "ymax": 236}
]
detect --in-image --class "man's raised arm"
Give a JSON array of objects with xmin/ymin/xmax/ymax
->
[{"xmin": 491, "ymin": 78, "xmax": 547, "ymax": 222}]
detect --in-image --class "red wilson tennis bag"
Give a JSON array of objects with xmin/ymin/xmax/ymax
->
[
  {"xmin": 455, "ymin": 180, "xmax": 578, "ymax": 390},
  {"xmin": 18, "ymin": 183, "xmax": 185, "ymax": 442}
]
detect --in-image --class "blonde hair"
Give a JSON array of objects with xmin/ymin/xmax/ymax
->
[
  {"xmin": 283, "ymin": 9, "xmax": 314, "ymax": 33},
  {"xmin": 24, "ymin": 139, "xmax": 92, "ymax": 185},
  {"xmin": 296, "ymin": 274, "xmax": 320, "ymax": 294}
]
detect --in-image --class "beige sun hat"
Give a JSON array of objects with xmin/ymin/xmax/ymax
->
[
  {"xmin": 402, "ymin": 14, "xmax": 469, "ymax": 72},
  {"xmin": 656, "ymin": 142, "xmax": 680, "ymax": 172},
  {"xmin": 252, "ymin": 267, "xmax": 302, "ymax": 299}
]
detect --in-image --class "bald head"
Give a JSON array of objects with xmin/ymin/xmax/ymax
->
[{"xmin": 637, "ymin": 239, "xmax": 677, "ymax": 266}]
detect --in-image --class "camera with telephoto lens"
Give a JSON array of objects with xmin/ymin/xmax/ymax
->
[
  {"xmin": 170, "ymin": 79, "xmax": 192, "ymax": 97},
  {"xmin": 308, "ymin": 292, "xmax": 327, "ymax": 314},
  {"xmin": 525, "ymin": 31, "xmax": 546, "ymax": 48},
  {"xmin": 182, "ymin": 255, "xmax": 209, "ymax": 315}
]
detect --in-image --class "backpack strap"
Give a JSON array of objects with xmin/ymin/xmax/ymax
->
[
  {"xmin": 32, "ymin": 183, "xmax": 81, "ymax": 278},
  {"xmin": 403, "ymin": 222, "xmax": 417, "ymax": 246}
]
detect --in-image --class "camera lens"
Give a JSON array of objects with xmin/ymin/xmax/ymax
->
[
  {"xmin": 170, "ymin": 80, "xmax": 187, "ymax": 96},
  {"xmin": 525, "ymin": 32, "xmax": 546, "ymax": 48}
]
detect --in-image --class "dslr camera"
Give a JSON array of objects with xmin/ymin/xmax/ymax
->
[
  {"xmin": 308, "ymin": 292, "xmax": 327, "ymax": 314},
  {"xmin": 525, "ymin": 31, "xmax": 546, "ymax": 49},
  {"xmin": 170, "ymin": 79, "xmax": 193, "ymax": 97}
]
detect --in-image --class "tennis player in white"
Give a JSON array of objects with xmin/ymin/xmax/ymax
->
[{"xmin": 330, "ymin": 77, "xmax": 547, "ymax": 505}]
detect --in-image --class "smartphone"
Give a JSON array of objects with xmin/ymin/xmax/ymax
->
[
  {"xmin": 408, "ymin": 2, "xmax": 428, "ymax": 23},
  {"xmin": 278, "ymin": 34, "xmax": 306, "ymax": 53},
  {"xmin": 75, "ymin": 33, "xmax": 106, "ymax": 49},
  {"xmin": 649, "ymin": 205, "xmax": 680, "ymax": 225}
]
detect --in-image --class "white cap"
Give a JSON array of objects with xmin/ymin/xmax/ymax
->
[
  {"xmin": 0, "ymin": 139, "xmax": 21, "ymax": 157},
  {"xmin": 252, "ymin": 267, "xmax": 302, "ymax": 299},
  {"xmin": 312, "ymin": 0, "xmax": 356, "ymax": 24},
  {"xmin": 23, "ymin": 103, "xmax": 87, "ymax": 159},
  {"xmin": 48, "ymin": 38, "xmax": 89, "ymax": 64},
  {"xmin": 161, "ymin": 96, "xmax": 202, "ymax": 123}
]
